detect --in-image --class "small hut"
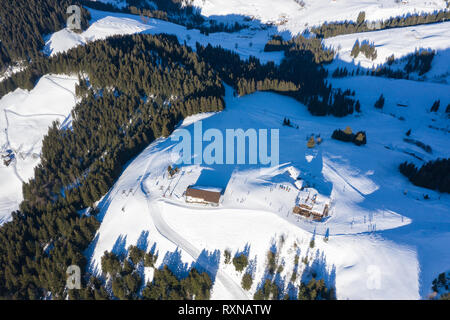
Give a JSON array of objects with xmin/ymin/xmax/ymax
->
[{"xmin": 307, "ymin": 136, "xmax": 316, "ymax": 148}]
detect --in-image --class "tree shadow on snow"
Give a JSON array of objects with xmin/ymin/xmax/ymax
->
[
  {"xmin": 160, "ymin": 247, "xmax": 221, "ymax": 285},
  {"xmin": 301, "ymin": 250, "xmax": 336, "ymax": 293}
]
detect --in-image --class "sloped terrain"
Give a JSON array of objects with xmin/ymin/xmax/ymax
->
[
  {"xmin": 88, "ymin": 85, "xmax": 449, "ymax": 299},
  {"xmin": 0, "ymin": 2, "xmax": 448, "ymax": 300}
]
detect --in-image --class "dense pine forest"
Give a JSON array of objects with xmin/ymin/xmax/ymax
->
[
  {"xmin": 200, "ymin": 36, "xmax": 357, "ymax": 117},
  {"xmin": 331, "ymin": 49, "xmax": 437, "ymax": 81},
  {"xmin": 310, "ymin": 10, "xmax": 449, "ymax": 38},
  {"xmin": 0, "ymin": 0, "xmax": 244, "ymax": 73},
  {"xmin": 81, "ymin": 0, "xmax": 246, "ymax": 34},
  {"xmin": 0, "ymin": 0, "xmax": 89, "ymax": 71},
  {"xmin": 1, "ymin": 33, "xmax": 359, "ymax": 118},
  {"xmin": 0, "ymin": 33, "xmax": 224, "ymax": 299},
  {"xmin": 1, "ymin": 0, "xmax": 447, "ymax": 301},
  {"xmin": 399, "ymin": 158, "xmax": 450, "ymax": 193},
  {"xmin": 0, "ymin": 27, "xmax": 349, "ymax": 298}
]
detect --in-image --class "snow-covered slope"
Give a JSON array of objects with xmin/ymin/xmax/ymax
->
[
  {"xmin": 87, "ymin": 84, "xmax": 449, "ymax": 299},
  {"xmin": 324, "ymin": 21, "xmax": 450, "ymax": 82},
  {"xmin": 191, "ymin": 0, "xmax": 448, "ymax": 35},
  {"xmin": 44, "ymin": 8, "xmax": 450, "ymax": 83},
  {"xmin": 44, "ymin": 9, "xmax": 284, "ymax": 64},
  {"xmin": 0, "ymin": 75, "xmax": 77, "ymax": 224},
  {"xmin": 0, "ymin": 3, "xmax": 448, "ymax": 299}
]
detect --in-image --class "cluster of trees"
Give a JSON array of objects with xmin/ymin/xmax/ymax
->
[
  {"xmin": 373, "ymin": 50, "xmax": 435, "ymax": 79},
  {"xmin": 264, "ymin": 34, "xmax": 335, "ymax": 64},
  {"xmin": 311, "ymin": 10, "xmax": 449, "ymax": 38},
  {"xmin": 331, "ymin": 49, "xmax": 436, "ymax": 81},
  {"xmin": 399, "ymin": 158, "xmax": 450, "ymax": 193},
  {"xmin": 0, "ymin": 7, "xmax": 367, "ymax": 299},
  {"xmin": 254, "ymin": 279, "xmax": 280, "ymax": 300},
  {"xmin": 298, "ymin": 278, "xmax": 335, "ymax": 300},
  {"xmin": 0, "ymin": 0, "xmax": 90, "ymax": 71},
  {"xmin": 0, "ymin": 1, "xmax": 360, "ymax": 118},
  {"xmin": 351, "ymin": 40, "xmax": 377, "ymax": 60},
  {"xmin": 332, "ymin": 67, "xmax": 351, "ymax": 78},
  {"xmin": 332, "ymin": 128, "xmax": 367, "ymax": 146},
  {"xmin": 405, "ymin": 50, "xmax": 435, "ymax": 76},
  {"xmin": 0, "ymin": 0, "xmax": 245, "ymax": 70},
  {"xmin": 253, "ymin": 277, "xmax": 336, "ymax": 300},
  {"xmin": 198, "ymin": 36, "xmax": 358, "ymax": 117},
  {"xmin": 432, "ymin": 272, "xmax": 450, "ymax": 300},
  {"xmin": 232, "ymin": 254, "xmax": 249, "ymax": 272},
  {"xmin": 194, "ymin": 21, "xmax": 248, "ymax": 35},
  {"xmin": 0, "ymin": 33, "xmax": 224, "ymax": 299},
  {"xmin": 143, "ymin": 266, "xmax": 212, "ymax": 300},
  {"xmin": 98, "ymin": 246, "xmax": 212, "ymax": 300},
  {"xmin": 83, "ymin": 0, "xmax": 246, "ymax": 35},
  {"xmin": 241, "ymin": 273, "xmax": 253, "ymax": 291}
]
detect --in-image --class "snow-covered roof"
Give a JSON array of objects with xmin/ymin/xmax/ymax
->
[
  {"xmin": 287, "ymin": 166, "xmax": 300, "ymax": 180},
  {"xmin": 189, "ymin": 186, "xmax": 223, "ymax": 193},
  {"xmin": 296, "ymin": 188, "xmax": 328, "ymax": 215}
]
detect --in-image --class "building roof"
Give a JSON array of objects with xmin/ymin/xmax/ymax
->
[{"xmin": 186, "ymin": 186, "xmax": 222, "ymax": 204}]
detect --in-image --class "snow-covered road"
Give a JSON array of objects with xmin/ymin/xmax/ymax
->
[{"xmin": 142, "ymin": 180, "xmax": 249, "ymax": 300}]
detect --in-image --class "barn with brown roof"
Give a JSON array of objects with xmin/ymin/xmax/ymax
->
[{"xmin": 185, "ymin": 186, "xmax": 222, "ymax": 206}]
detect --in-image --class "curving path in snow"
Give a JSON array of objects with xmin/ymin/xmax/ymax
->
[
  {"xmin": 145, "ymin": 196, "xmax": 249, "ymax": 300},
  {"xmin": 0, "ymin": 74, "xmax": 78, "ymax": 224},
  {"xmin": 140, "ymin": 164, "xmax": 249, "ymax": 299}
]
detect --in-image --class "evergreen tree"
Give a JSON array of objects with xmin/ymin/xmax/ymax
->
[
  {"xmin": 430, "ymin": 100, "xmax": 440, "ymax": 112},
  {"xmin": 374, "ymin": 94, "xmax": 385, "ymax": 109},
  {"xmin": 351, "ymin": 40, "xmax": 360, "ymax": 58}
]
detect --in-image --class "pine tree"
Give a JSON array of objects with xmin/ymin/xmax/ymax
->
[
  {"xmin": 356, "ymin": 11, "xmax": 366, "ymax": 26},
  {"xmin": 355, "ymin": 100, "xmax": 361, "ymax": 112},
  {"xmin": 430, "ymin": 100, "xmax": 440, "ymax": 112},
  {"xmin": 351, "ymin": 40, "xmax": 360, "ymax": 58},
  {"xmin": 374, "ymin": 94, "xmax": 385, "ymax": 109}
]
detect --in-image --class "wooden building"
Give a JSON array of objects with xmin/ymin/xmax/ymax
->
[{"xmin": 185, "ymin": 186, "xmax": 222, "ymax": 206}]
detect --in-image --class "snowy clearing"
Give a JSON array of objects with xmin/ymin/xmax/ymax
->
[
  {"xmin": 191, "ymin": 0, "xmax": 448, "ymax": 35},
  {"xmin": 87, "ymin": 85, "xmax": 449, "ymax": 299},
  {"xmin": 0, "ymin": 3, "xmax": 448, "ymax": 299},
  {"xmin": 0, "ymin": 74, "xmax": 78, "ymax": 223},
  {"xmin": 324, "ymin": 21, "xmax": 450, "ymax": 82}
]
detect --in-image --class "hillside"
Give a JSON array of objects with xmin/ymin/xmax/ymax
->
[
  {"xmin": 0, "ymin": 1, "xmax": 448, "ymax": 301},
  {"xmin": 190, "ymin": 0, "xmax": 448, "ymax": 34}
]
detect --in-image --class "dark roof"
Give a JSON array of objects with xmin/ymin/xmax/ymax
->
[{"xmin": 186, "ymin": 187, "xmax": 221, "ymax": 204}]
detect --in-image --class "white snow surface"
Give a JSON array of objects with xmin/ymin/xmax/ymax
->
[
  {"xmin": 43, "ymin": 9, "xmax": 284, "ymax": 64},
  {"xmin": 87, "ymin": 85, "xmax": 449, "ymax": 300},
  {"xmin": 324, "ymin": 21, "xmax": 450, "ymax": 83},
  {"xmin": 0, "ymin": 74, "xmax": 78, "ymax": 224},
  {"xmin": 191, "ymin": 0, "xmax": 448, "ymax": 35},
  {"xmin": 0, "ymin": 4, "xmax": 448, "ymax": 299},
  {"xmin": 43, "ymin": 7, "xmax": 450, "ymax": 84}
]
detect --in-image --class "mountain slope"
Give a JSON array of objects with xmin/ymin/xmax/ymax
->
[{"xmin": 191, "ymin": 0, "xmax": 448, "ymax": 34}]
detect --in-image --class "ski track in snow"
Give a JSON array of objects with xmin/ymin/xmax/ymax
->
[
  {"xmin": 0, "ymin": 3, "xmax": 449, "ymax": 299},
  {"xmin": 0, "ymin": 74, "xmax": 78, "ymax": 223}
]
